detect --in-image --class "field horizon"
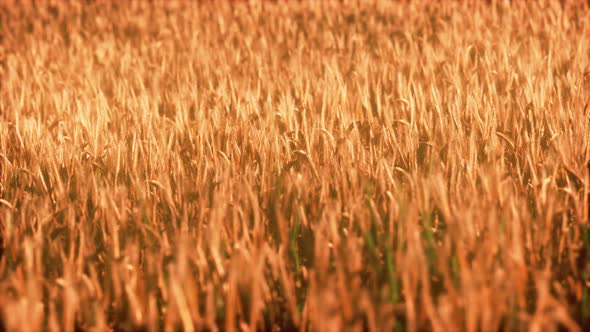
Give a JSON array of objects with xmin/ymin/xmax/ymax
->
[{"xmin": 1, "ymin": 0, "xmax": 590, "ymax": 331}]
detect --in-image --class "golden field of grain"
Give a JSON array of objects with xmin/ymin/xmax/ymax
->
[{"xmin": 1, "ymin": 0, "xmax": 590, "ymax": 331}]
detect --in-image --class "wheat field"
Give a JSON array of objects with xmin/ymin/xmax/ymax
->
[{"xmin": 1, "ymin": 0, "xmax": 590, "ymax": 331}]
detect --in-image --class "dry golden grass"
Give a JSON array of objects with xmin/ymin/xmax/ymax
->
[{"xmin": 1, "ymin": 0, "xmax": 590, "ymax": 331}]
